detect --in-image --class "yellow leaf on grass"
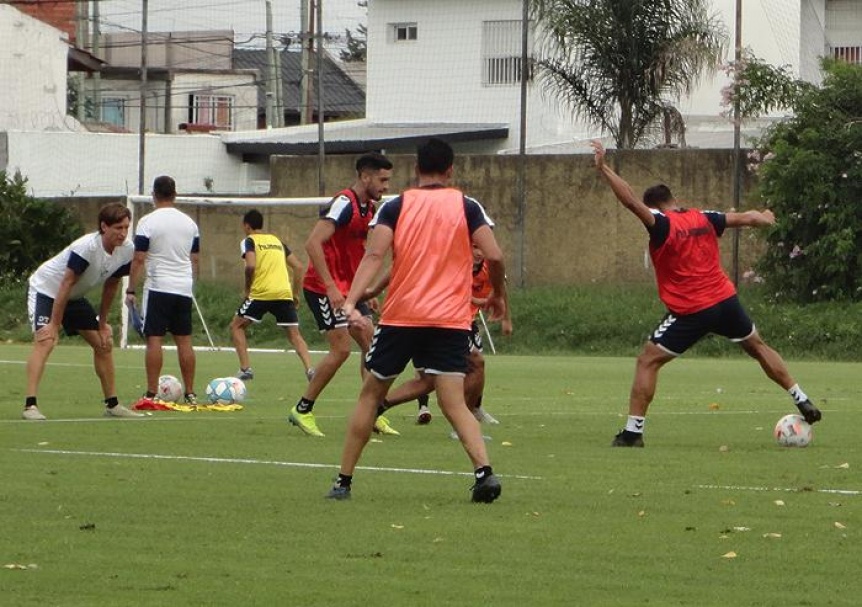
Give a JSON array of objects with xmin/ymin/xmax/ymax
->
[
  {"xmin": 834, "ymin": 522, "xmax": 847, "ymax": 530},
  {"xmin": 722, "ymin": 551, "xmax": 738, "ymax": 559},
  {"xmin": 391, "ymin": 524, "xmax": 404, "ymax": 530},
  {"xmin": 836, "ymin": 462, "xmax": 850, "ymax": 469},
  {"xmin": 763, "ymin": 533, "xmax": 782, "ymax": 539},
  {"xmin": 774, "ymin": 500, "xmax": 786, "ymax": 507}
]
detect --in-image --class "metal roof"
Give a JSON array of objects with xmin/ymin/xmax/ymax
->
[{"xmin": 221, "ymin": 120, "xmax": 509, "ymax": 156}]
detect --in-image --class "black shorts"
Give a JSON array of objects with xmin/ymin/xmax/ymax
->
[
  {"xmin": 28, "ymin": 289, "xmax": 98, "ymax": 336},
  {"xmin": 469, "ymin": 320, "xmax": 484, "ymax": 353},
  {"xmin": 365, "ymin": 325, "xmax": 471, "ymax": 380},
  {"xmin": 650, "ymin": 295, "xmax": 755, "ymax": 356},
  {"xmin": 236, "ymin": 298, "xmax": 299, "ymax": 326},
  {"xmin": 304, "ymin": 288, "xmax": 371, "ymax": 331},
  {"xmin": 143, "ymin": 290, "xmax": 193, "ymax": 337}
]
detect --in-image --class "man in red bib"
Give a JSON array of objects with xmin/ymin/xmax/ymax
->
[
  {"xmin": 591, "ymin": 140, "xmax": 821, "ymax": 447},
  {"xmin": 327, "ymin": 138, "xmax": 508, "ymax": 503}
]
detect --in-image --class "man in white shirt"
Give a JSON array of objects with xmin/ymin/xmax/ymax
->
[
  {"xmin": 23, "ymin": 202, "xmax": 141, "ymax": 420},
  {"xmin": 126, "ymin": 176, "xmax": 201, "ymax": 407}
]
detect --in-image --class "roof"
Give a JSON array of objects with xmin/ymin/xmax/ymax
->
[
  {"xmin": 232, "ymin": 48, "xmax": 365, "ymax": 118},
  {"xmin": 221, "ymin": 120, "xmax": 509, "ymax": 156}
]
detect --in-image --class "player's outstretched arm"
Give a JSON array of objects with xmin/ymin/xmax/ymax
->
[
  {"xmin": 590, "ymin": 140, "xmax": 655, "ymax": 228},
  {"xmin": 725, "ymin": 209, "xmax": 776, "ymax": 228}
]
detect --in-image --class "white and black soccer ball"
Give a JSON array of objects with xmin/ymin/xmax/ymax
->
[
  {"xmin": 206, "ymin": 377, "xmax": 236, "ymax": 405},
  {"xmin": 774, "ymin": 414, "xmax": 813, "ymax": 447},
  {"xmin": 157, "ymin": 375, "xmax": 183, "ymax": 403}
]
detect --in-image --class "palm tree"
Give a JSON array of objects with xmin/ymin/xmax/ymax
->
[{"xmin": 530, "ymin": 0, "xmax": 727, "ymax": 148}]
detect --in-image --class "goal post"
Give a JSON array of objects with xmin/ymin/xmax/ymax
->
[{"xmin": 120, "ymin": 194, "xmax": 332, "ymax": 351}]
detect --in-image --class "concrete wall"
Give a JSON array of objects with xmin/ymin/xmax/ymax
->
[{"xmin": 55, "ymin": 149, "xmax": 761, "ymax": 290}]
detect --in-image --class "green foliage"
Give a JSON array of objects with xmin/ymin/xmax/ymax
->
[
  {"xmin": 719, "ymin": 50, "xmax": 812, "ymax": 120},
  {"xmin": 530, "ymin": 0, "xmax": 727, "ymax": 148},
  {"xmin": 0, "ymin": 171, "xmax": 82, "ymax": 282},
  {"xmin": 3, "ymin": 281, "xmax": 861, "ymax": 361},
  {"xmin": 751, "ymin": 61, "xmax": 862, "ymax": 302},
  {"xmin": 339, "ymin": 1, "xmax": 367, "ymax": 63}
]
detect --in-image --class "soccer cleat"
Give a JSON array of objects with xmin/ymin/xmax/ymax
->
[
  {"xmin": 471, "ymin": 474, "xmax": 502, "ymax": 503},
  {"xmin": 795, "ymin": 399, "xmax": 822, "ymax": 425},
  {"xmin": 416, "ymin": 404, "xmax": 432, "ymax": 425},
  {"xmin": 325, "ymin": 485, "xmax": 351, "ymax": 500},
  {"xmin": 22, "ymin": 406, "xmax": 47, "ymax": 421},
  {"xmin": 288, "ymin": 406, "xmax": 325, "ymax": 437},
  {"xmin": 611, "ymin": 430, "xmax": 645, "ymax": 448},
  {"xmin": 306, "ymin": 368, "xmax": 316, "ymax": 383},
  {"xmin": 237, "ymin": 368, "xmax": 254, "ymax": 381},
  {"xmin": 105, "ymin": 404, "xmax": 145, "ymax": 418},
  {"xmin": 373, "ymin": 415, "xmax": 400, "ymax": 436},
  {"xmin": 473, "ymin": 407, "xmax": 500, "ymax": 425}
]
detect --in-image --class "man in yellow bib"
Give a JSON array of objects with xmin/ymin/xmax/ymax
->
[{"xmin": 230, "ymin": 209, "xmax": 314, "ymax": 382}]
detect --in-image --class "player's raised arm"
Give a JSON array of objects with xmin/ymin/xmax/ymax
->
[
  {"xmin": 725, "ymin": 209, "xmax": 776, "ymax": 228},
  {"xmin": 591, "ymin": 140, "xmax": 656, "ymax": 228}
]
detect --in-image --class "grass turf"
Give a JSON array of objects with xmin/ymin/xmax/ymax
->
[{"xmin": 0, "ymin": 344, "xmax": 858, "ymax": 606}]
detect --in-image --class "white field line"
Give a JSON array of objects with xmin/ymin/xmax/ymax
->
[
  {"xmin": 696, "ymin": 484, "xmax": 861, "ymax": 496},
  {"xmin": 11, "ymin": 448, "xmax": 542, "ymax": 481}
]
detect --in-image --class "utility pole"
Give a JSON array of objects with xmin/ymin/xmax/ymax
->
[
  {"xmin": 265, "ymin": 0, "xmax": 278, "ymax": 128},
  {"xmin": 137, "ymin": 0, "xmax": 149, "ymax": 196},
  {"xmin": 74, "ymin": 1, "xmax": 89, "ymax": 121},
  {"xmin": 731, "ymin": 0, "xmax": 742, "ymax": 285},
  {"xmin": 315, "ymin": 0, "xmax": 325, "ymax": 196},
  {"xmin": 516, "ymin": 0, "xmax": 529, "ymax": 288},
  {"xmin": 92, "ymin": 0, "xmax": 102, "ymax": 122},
  {"xmin": 300, "ymin": 0, "xmax": 312, "ymax": 124}
]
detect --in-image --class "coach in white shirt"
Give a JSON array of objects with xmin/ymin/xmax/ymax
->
[
  {"xmin": 126, "ymin": 176, "xmax": 201, "ymax": 407},
  {"xmin": 23, "ymin": 202, "xmax": 142, "ymax": 420}
]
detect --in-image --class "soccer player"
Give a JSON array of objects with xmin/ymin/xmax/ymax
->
[
  {"xmin": 230, "ymin": 209, "xmax": 314, "ymax": 381},
  {"xmin": 374, "ymin": 243, "xmax": 513, "ymax": 426},
  {"xmin": 23, "ymin": 202, "xmax": 142, "ymax": 420},
  {"xmin": 590, "ymin": 140, "xmax": 822, "ymax": 447},
  {"xmin": 326, "ymin": 138, "xmax": 508, "ymax": 503},
  {"xmin": 127, "ymin": 175, "xmax": 201, "ymax": 408},
  {"xmin": 288, "ymin": 152, "xmax": 396, "ymax": 438}
]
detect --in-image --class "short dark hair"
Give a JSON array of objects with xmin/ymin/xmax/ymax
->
[
  {"xmin": 97, "ymin": 202, "xmax": 131, "ymax": 233},
  {"xmin": 243, "ymin": 209, "xmax": 264, "ymax": 230},
  {"xmin": 643, "ymin": 184, "xmax": 673, "ymax": 208},
  {"xmin": 355, "ymin": 152, "xmax": 393, "ymax": 174},
  {"xmin": 152, "ymin": 175, "xmax": 177, "ymax": 200},
  {"xmin": 417, "ymin": 138, "xmax": 454, "ymax": 175}
]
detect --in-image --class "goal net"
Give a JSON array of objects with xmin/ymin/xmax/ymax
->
[{"xmin": 120, "ymin": 194, "xmax": 330, "ymax": 352}]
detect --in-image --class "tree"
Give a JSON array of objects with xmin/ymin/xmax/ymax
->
[
  {"xmin": 529, "ymin": 0, "xmax": 727, "ymax": 149},
  {"xmin": 751, "ymin": 60, "xmax": 862, "ymax": 302},
  {"xmin": 0, "ymin": 171, "xmax": 82, "ymax": 281},
  {"xmin": 339, "ymin": 1, "xmax": 367, "ymax": 63}
]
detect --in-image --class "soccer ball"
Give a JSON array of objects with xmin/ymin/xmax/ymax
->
[
  {"xmin": 774, "ymin": 414, "xmax": 813, "ymax": 448},
  {"xmin": 157, "ymin": 375, "xmax": 183, "ymax": 402},
  {"xmin": 227, "ymin": 377, "xmax": 247, "ymax": 403},
  {"xmin": 206, "ymin": 377, "xmax": 236, "ymax": 405}
]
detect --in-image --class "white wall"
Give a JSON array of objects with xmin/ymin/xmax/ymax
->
[
  {"xmin": 2, "ymin": 131, "xmax": 268, "ymax": 197},
  {"xmin": 368, "ymin": 0, "xmax": 823, "ymax": 149},
  {"xmin": 0, "ymin": 5, "xmax": 81, "ymax": 132}
]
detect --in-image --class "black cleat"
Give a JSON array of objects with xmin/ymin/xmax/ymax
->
[
  {"xmin": 795, "ymin": 399, "xmax": 822, "ymax": 425},
  {"xmin": 471, "ymin": 474, "xmax": 502, "ymax": 503},
  {"xmin": 611, "ymin": 430, "xmax": 645, "ymax": 448}
]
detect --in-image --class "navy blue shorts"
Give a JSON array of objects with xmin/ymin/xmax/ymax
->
[
  {"xmin": 143, "ymin": 290, "xmax": 193, "ymax": 337},
  {"xmin": 303, "ymin": 288, "xmax": 371, "ymax": 331},
  {"xmin": 650, "ymin": 295, "xmax": 755, "ymax": 356},
  {"xmin": 365, "ymin": 325, "xmax": 471, "ymax": 380},
  {"xmin": 28, "ymin": 289, "xmax": 98, "ymax": 336},
  {"xmin": 236, "ymin": 298, "xmax": 299, "ymax": 326}
]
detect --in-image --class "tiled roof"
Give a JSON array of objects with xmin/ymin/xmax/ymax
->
[{"xmin": 232, "ymin": 48, "xmax": 365, "ymax": 118}]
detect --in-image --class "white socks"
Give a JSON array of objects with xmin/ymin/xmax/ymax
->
[
  {"xmin": 788, "ymin": 384, "xmax": 809, "ymax": 405},
  {"xmin": 625, "ymin": 415, "xmax": 646, "ymax": 434}
]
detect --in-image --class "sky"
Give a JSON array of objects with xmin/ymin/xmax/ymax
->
[{"xmin": 98, "ymin": 0, "xmax": 367, "ymax": 48}]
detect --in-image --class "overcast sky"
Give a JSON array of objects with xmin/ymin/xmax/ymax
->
[{"xmin": 99, "ymin": 0, "xmax": 367, "ymax": 47}]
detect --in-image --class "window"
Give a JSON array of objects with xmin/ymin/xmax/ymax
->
[
  {"xmin": 189, "ymin": 94, "xmax": 234, "ymax": 129},
  {"xmin": 101, "ymin": 97, "xmax": 126, "ymax": 127},
  {"xmin": 482, "ymin": 20, "xmax": 532, "ymax": 86},
  {"xmin": 391, "ymin": 22, "xmax": 418, "ymax": 42},
  {"xmin": 832, "ymin": 45, "xmax": 862, "ymax": 64}
]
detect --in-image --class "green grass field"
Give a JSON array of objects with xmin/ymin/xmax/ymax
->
[{"xmin": 1, "ymin": 344, "xmax": 858, "ymax": 606}]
